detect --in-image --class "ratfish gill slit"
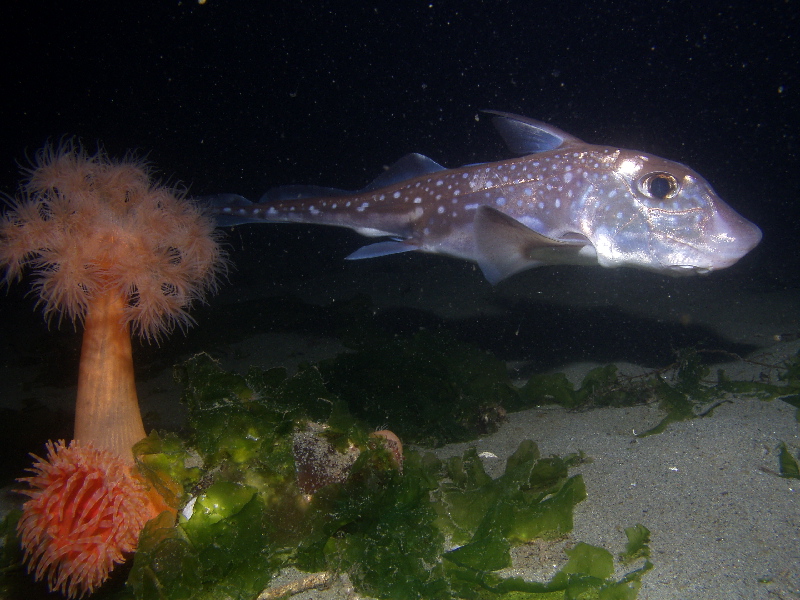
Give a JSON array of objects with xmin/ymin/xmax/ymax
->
[{"xmin": 205, "ymin": 111, "xmax": 761, "ymax": 284}]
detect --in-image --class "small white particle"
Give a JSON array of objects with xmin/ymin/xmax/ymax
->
[{"xmin": 182, "ymin": 496, "xmax": 197, "ymax": 520}]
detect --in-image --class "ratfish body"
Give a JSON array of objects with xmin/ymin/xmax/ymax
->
[{"xmin": 209, "ymin": 111, "xmax": 761, "ymax": 284}]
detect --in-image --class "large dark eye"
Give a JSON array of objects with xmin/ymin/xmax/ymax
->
[{"xmin": 639, "ymin": 172, "xmax": 679, "ymax": 199}]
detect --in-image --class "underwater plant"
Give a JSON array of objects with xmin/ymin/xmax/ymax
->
[
  {"xmin": 0, "ymin": 141, "xmax": 227, "ymax": 597},
  {"xmin": 121, "ymin": 353, "xmax": 652, "ymax": 600}
]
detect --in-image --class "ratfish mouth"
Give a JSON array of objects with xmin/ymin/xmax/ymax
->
[
  {"xmin": 666, "ymin": 264, "xmax": 712, "ymax": 276},
  {"xmin": 658, "ymin": 214, "xmax": 762, "ymax": 275}
]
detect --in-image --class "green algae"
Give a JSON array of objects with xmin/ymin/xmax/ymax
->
[
  {"xmin": 319, "ymin": 330, "xmax": 519, "ymax": 447},
  {"xmin": 124, "ymin": 354, "xmax": 651, "ymax": 600},
  {"xmin": 619, "ymin": 525, "xmax": 651, "ymax": 565},
  {"xmin": 121, "ymin": 344, "xmax": 800, "ymax": 598},
  {"xmin": 5, "ymin": 331, "xmax": 798, "ymax": 598},
  {"xmin": 520, "ymin": 348, "xmax": 800, "ymax": 437},
  {"xmin": 778, "ymin": 442, "xmax": 800, "ymax": 479}
]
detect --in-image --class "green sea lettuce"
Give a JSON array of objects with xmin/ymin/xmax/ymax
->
[{"xmin": 123, "ymin": 354, "xmax": 651, "ymax": 599}]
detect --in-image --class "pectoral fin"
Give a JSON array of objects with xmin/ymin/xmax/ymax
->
[
  {"xmin": 473, "ymin": 206, "xmax": 590, "ymax": 284},
  {"xmin": 345, "ymin": 239, "xmax": 419, "ymax": 260}
]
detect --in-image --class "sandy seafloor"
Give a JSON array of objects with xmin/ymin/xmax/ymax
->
[{"xmin": 1, "ymin": 245, "xmax": 799, "ymax": 600}]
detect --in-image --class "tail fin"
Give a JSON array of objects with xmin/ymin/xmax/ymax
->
[{"xmin": 196, "ymin": 194, "xmax": 257, "ymax": 227}]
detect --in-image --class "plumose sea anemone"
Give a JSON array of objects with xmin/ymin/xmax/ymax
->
[
  {"xmin": 2, "ymin": 140, "xmax": 226, "ymax": 596},
  {"xmin": 0, "ymin": 139, "xmax": 227, "ymax": 460}
]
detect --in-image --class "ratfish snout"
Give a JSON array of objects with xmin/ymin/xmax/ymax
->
[{"xmin": 706, "ymin": 204, "xmax": 762, "ymax": 269}]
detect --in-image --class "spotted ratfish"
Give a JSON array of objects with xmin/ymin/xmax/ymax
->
[{"xmin": 210, "ymin": 111, "xmax": 761, "ymax": 284}]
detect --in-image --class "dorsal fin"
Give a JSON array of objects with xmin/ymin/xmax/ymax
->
[
  {"xmin": 362, "ymin": 153, "xmax": 446, "ymax": 191},
  {"xmin": 483, "ymin": 110, "xmax": 583, "ymax": 156}
]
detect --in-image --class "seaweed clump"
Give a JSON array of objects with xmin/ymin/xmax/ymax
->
[
  {"xmin": 519, "ymin": 348, "xmax": 800, "ymax": 436},
  {"xmin": 120, "ymin": 353, "xmax": 651, "ymax": 600}
]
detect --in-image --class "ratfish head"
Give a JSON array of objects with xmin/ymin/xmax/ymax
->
[{"xmin": 584, "ymin": 149, "xmax": 762, "ymax": 274}]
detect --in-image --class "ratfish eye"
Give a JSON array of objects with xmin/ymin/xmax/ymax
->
[{"xmin": 639, "ymin": 172, "xmax": 679, "ymax": 200}]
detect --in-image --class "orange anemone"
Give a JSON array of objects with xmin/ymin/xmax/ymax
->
[
  {"xmin": 0, "ymin": 139, "xmax": 227, "ymax": 460},
  {"xmin": 2, "ymin": 140, "xmax": 227, "ymax": 595},
  {"xmin": 17, "ymin": 440, "xmax": 167, "ymax": 598}
]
